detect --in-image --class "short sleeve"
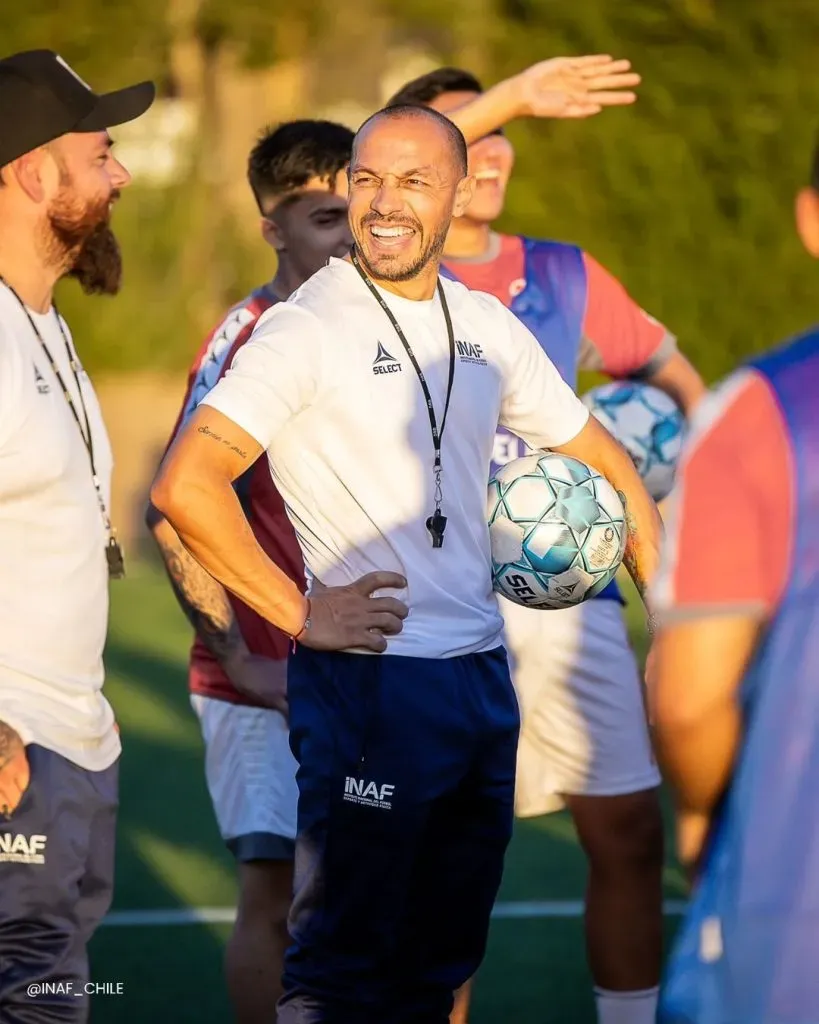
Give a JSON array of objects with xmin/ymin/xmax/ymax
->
[
  {"xmin": 200, "ymin": 304, "xmax": 325, "ymax": 450},
  {"xmin": 0, "ymin": 322, "xmax": 27, "ymax": 454},
  {"xmin": 496, "ymin": 299, "xmax": 590, "ymax": 449},
  {"xmin": 651, "ymin": 369, "xmax": 793, "ymax": 623},
  {"xmin": 579, "ymin": 252, "xmax": 676, "ymax": 379},
  {"xmin": 176, "ymin": 326, "xmax": 257, "ymax": 440}
]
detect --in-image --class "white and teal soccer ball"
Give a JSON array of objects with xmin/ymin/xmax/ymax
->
[
  {"xmin": 488, "ymin": 453, "xmax": 627, "ymax": 610},
  {"xmin": 582, "ymin": 382, "xmax": 685, "ymax": 502}
]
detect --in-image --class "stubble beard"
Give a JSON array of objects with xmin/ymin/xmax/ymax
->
[{"xmin": 355, "ymin": 217, "xmax": 449, "ymax": 283}]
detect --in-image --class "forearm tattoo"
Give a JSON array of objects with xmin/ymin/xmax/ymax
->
[
  {"xmin": 156, "ymin": 530, "xmax": 243, "ymax": 664},
  {"xmin": 618, "ymin": 489, "xmax": 649, "ymax": 600},
  {"xmin": 0, "ymin": 720, "xmax": 21, "ymax": 771}
]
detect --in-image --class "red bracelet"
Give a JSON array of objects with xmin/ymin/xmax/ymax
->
[{"xmin": 290, "ymin": 598, "xmax": 312, "ymax": 652}]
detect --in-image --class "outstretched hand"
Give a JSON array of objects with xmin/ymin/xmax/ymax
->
[
  {"xmin": 297, "ymin": 571, "xmax": 409, "ymax": 653},
  {"xmin": 514, "ymin": 55, "xmax": 641, "ymax": 120}
]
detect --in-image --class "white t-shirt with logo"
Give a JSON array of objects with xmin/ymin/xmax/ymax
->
[
  {"xmin": 203, "ymin": 257, "xmax": 589, "ymax": 659},
  {"xmin": 0, "ymin": 285, "xmax": 119, "ymax": 771}
]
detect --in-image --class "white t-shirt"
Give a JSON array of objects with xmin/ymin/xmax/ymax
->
[
  {"xmin": 0, "ymin": 284, "xmax": 119, "ymax": 771},
  {"xmin": 203, "ymin": 257, "xmax": 589, "ymax": 659}
]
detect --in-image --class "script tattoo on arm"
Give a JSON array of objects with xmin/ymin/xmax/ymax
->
[
  {"xmin": 154, "ymin": 526, "xmax": 244, "ymax": 665},
  {"xmin": 197, "ymin": 424, "xmax": 249, "ymax": 459}
]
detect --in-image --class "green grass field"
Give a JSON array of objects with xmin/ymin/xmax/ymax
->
[{"xmin": 87, "ymin": 562, "xmax": 685, "ymax": 1023}]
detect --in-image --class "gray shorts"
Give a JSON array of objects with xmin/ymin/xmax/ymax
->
[{"xmin": 0, "ymin": 743, "xmax": 118, "ymax": 1023}]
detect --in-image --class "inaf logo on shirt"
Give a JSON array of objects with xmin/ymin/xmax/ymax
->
[
  {"xmin": 372, "ymin": 342, "xmax": 402, "ymax": 376},
  {"xmin": 456, "ymin": 340, "xmax": 487, "ymax": 366},
  {"xmin": 0, "ymin": 833, "xmax": 47, "ymax": 864},
  {"xmin": 343, "ymin": 777, "xmax": 395, "ymax": 810}
]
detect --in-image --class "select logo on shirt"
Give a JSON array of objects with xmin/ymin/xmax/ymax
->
[
  {"xmin": 456, "ymin": 339, "xmax": 487, "ymax": 366},
  {"xmin": 372, "ymin": 342, "xmax": 402, "ymax": 375},
  {"xmin": 33, "ymin": 364, "xmax": 50, "ymax": 394}
]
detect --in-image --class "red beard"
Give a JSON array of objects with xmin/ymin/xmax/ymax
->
[{"xmin": 47, "ymin": 188, "xmax": 123, "ymax": 296}]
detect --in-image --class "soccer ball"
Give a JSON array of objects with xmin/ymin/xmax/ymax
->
[
  {"xmin": 488, "ymin": 453, "xmax": 627, "ymax": 610},
  {"xmin": 582, "ymin": 382, "xmax": 685, "ymax": 502}
]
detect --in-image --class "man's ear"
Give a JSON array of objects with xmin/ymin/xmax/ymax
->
[
  {"xmin": 8, "ymin": 149, "xmax": 50, "ymax": 204},
  {"xmin": 334, "ymin": 166, "xmax": 349, "ymax": 199},
  {"xmin": 453, "ymin": 174, "xmax": 476, "ymax": 218},
  {"xmin": 261, "ymin": 216, "xmax": 285, "ymax": 253},
  {"xmin": 796, "ymin": 187, "xmax": 819, "ymax": 258}
]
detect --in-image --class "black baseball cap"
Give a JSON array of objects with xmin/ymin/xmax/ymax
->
[{"xmin": 0, "ymin": 49, "xmax": 155, "ymax": 168}]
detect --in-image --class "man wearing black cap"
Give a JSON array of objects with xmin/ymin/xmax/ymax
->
[{"xmin": 0, "ymin": 50, "xmax": 153, "ymax": 1022}]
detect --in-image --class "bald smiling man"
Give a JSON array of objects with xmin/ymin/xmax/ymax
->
[{"xmin": 152, "ymin": 105, "xmax": 662, "ymax": 1023}]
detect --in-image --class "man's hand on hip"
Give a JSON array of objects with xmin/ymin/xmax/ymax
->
[
  {"xmin": 0, "ymin": 720, "xmax": 29, "ymax": 817},
  {"xmin": 297, "ymin": 572, "xmax": 409, "ymax": 653}
]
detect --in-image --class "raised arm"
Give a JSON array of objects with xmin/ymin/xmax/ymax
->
[{"xmin": 447, "ymin": 55, "xmax": 641, "ymax": 144}]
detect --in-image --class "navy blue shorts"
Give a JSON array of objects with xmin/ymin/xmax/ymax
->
[
  {"xmin": 0, "ymin": 744, "xmax": 118, "ymax": 1023},
  {"xmin": 278, "ymin": 645, "xmax": 519, "ymax": 1023}
]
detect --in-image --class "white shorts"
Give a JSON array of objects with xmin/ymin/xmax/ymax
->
[
  {"xmin": 502, "ymin": 597, "xmax": 660, "ymax": 818},
  {"xmin": 190, "ymin": 694, "xmax": 299, "ymax": 861}
]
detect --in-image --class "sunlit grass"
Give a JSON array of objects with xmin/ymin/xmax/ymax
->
[
  {"xmin": 92, "ymin": 561, "xmax": 682, "ymax": 1024},
  {"xmin": 127, "ymin": 827, "xmax": 236, "ymax": 916}
]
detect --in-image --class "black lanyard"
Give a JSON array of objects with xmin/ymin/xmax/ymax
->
[
  {"xmin": 350, "ymin": 248, "xmax": 455, "ymax": 548},
  {"xmin": 1, "ymin": 279, "xmax": 125, "ymax": 578}
]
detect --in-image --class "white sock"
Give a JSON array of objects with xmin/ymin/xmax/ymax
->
[{"xmin": 594, "ymin": 986, "xmax": 659, "ymax": 1024}]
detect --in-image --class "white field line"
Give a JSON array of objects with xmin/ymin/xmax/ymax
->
[{"xmin": 101, "ymin": 900, "xmax": 688, "ymax": 928}]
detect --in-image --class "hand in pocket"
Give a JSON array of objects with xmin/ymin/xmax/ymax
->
[{"xmin": 0, "ymin": 720, "xmax": 29, "ymax": 818}]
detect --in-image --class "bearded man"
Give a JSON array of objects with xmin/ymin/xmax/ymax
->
[{"xmin": 0, "ymin": 49, "xmax": 154, "ymax": 1024}]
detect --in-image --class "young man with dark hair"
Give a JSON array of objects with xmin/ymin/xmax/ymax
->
[
  {"xmin": 146, "ymin": 119, "xmax": 355, "ymax": 1024},
  {"xmin": 246, "ymin": 120, "xmax": 357, "ymax": 298},
  {"xmin": 388, "ymin": 65, "xmax": 707, "ymax": 1024},
  {"xmin": 649, "ymin": 138, "xmax": 819, "ymax": 1024}
]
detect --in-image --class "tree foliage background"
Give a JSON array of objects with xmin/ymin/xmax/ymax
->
[{"xmin": 10, "ymin": 0, "xmax": 819, "ymax": 383}]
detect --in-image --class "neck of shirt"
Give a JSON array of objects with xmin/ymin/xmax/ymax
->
[
  {"xmin": 334, "ymin": 258, "xmax": 443, "ymax": 319},
  {"xmin": 372, "ymin": 279, "xmax": 440, "ymax": 319}
]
